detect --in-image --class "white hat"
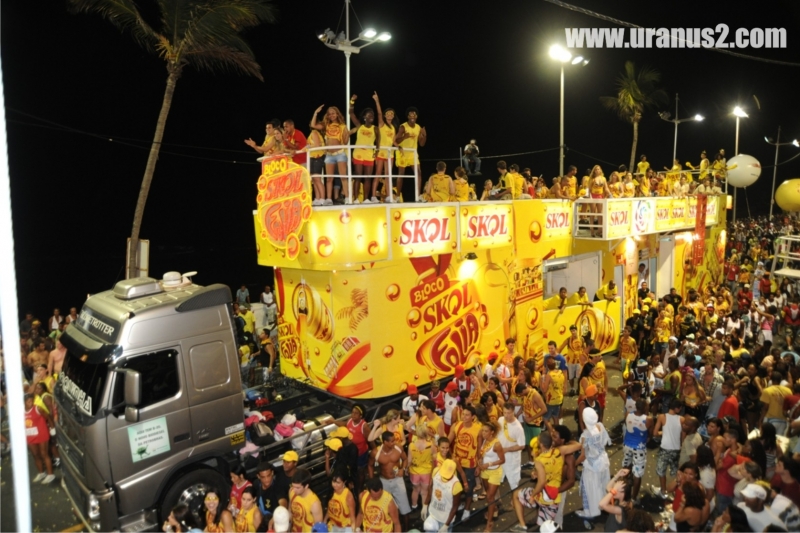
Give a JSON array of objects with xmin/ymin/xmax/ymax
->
[
  {"xmin": 273, "ymin": 506, "xmax": 291, "ymax": 532},
  {"xmin": 582, "ymin": 407, "xmax": 598, "ymax": 428},
  {"xmin": 540, "ymin": 520, "xmax": 559, "ymax": 533},
  {"xmin": 740, "ymin": 483, "xmax": 767, "ymax": 500},
  {"xmin": 423, "ymin": 516, "xmax": 440, "ymax": 532}
]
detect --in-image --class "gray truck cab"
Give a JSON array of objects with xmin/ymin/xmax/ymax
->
[{"xmin": 55, "ymin": 274, "xmax": 244, "ymax": 532}]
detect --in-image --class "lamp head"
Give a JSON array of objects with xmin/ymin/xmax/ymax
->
[
  {"xmin": 733, "ymin": 106, "xmax": 748, "ymax": 118},
  {"xmin": 765, "ymin": 136, "xmax": 774, "ymax": 143},
  {"xmin": 571, "ymin": 55, "xmax": 584, "ymax": 65},
  {"xmin": 377, "ymin": 31, "xmax": 391, "ymax": 41},
  {"xmin": 694, "ymin": 114, "xmax": 704, "ymax": 121},
  {"xmin": 548, "ymin": 44, "xmax": 571, "ymax": 63},
  {"xmin": 793, "ymin": 139, "xmax": 799, "ymax": 148},
  {"xmin": 361, "ymin": 28, "xmax": 377, "ymax": 39}
]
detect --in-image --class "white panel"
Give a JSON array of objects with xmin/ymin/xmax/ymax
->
[{"xmin": 657, "ymin": 237, "xmax": 675, "ymax": 299}]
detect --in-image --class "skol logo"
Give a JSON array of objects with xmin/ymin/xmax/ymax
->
[
  {"xmin": 545, "ymin": 211, "xmax": 569, "ymax": 229},
  {"xmin": 466, "ymin": 214, "xmax": 509, "ymax": 238},
  {"xmin": 415, "ymin": 280, "xmax": 481, "ymax": 375},
  {"xmin": 399, "ymin": 217, "xmax": 452, "ymax": 245},
  {"xmin": 672, "ymin": 207, "xmax": 685, "ymax": 219},
  {"xmin": 656, "ymin": 208, "xmax": 670, "ymax": 221},
  {"xmin": 609, "ymin": 210, "xmax": 628, "ymax": 226}
]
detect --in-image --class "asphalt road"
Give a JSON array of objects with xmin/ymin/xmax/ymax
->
[{"xmin": 1, "ymin": 354, "xmax": 669, "ymax": 532}]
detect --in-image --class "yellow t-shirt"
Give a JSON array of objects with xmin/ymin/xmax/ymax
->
[
  {"xmin": 397, "ymin": 122, "xmax": 420, "ymax": 167},
  {"xmin": 534, "ymin": 447, "xmax": 563, "ymax": 505},
  {"xmin": 609, "ymin": 182, "xmax": 622, "ymax": 198},
  {"xmin": 289, "ymin": 489, "xmax": 322, "ymax": 533},
  {"xmin": 454, "ymin": 179, "xmax": 470, "ymax": 202},
  {"xmin": 511, "ymin": 173, "xmax": 526, "ymax": 199},
  {"xmin": 567, "ymin": 176, "xmax": 577, "ymax": 197},
  {"xmin": 619, "ymin": 337, "xmax": 637, "ymax": 362},
  {"xmin": 377, "ymin": 123, "xmax": 395, "ymax": 159},
  {"xmin": 564, "ymin": 335, "xmax": 585, "ymax": 365},
  {"xmin": 427, "ymin": 174, "xmax": 453, "ymax": 202},
  {"xmin": 453, "ymin": 421, "xmax": 482, "ymax": 468},
  {"xmin": 545, "ymin": 370, "xmax": 565, "ymax": 406},
  {"xmin": 353, "ymin": 125, "xmax": 377, "ymax": 161},
  {"xmin": 656, "ymin": 318, "xmax": 672, "ymax": 343},
  {"xmin": 595, "ymin": 283, "xmax": 618, "ymax": 301},
  {"xmin": 589, "ymin": 360, "xmax": 606, "ymax": 394},
  {"xmin": 761, "ymin": 385, "xmax": 792, "ymax": 419},
  {"xmin": 327, "ymin": 488, "xmax": 354, "ymax": 529},
  {"xmin": 545, "ymin": 295, "xmax": 567, "ymax": 311},
  {"xmin": 360, "ymin": 490, "xmax": 395, "ymax": 533},
  {"xmin": 409, "ymin": 435, "xmax": 434, "ymax": 475},
  {"xmin": 622, "ymin": 182, "xmax": 635, "ymax": 197},
  {"xmin": 637, "ymin": 161, "xmax": 650, "ymax": 176}
]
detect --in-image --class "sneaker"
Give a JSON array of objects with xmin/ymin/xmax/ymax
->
[
  {"xmin": 583, "ymin": 519, "xmax": 593, "ymax": 530},
  {"xmin": 312, "ymin": 199, "xmax": 321, "ymax": 206},
  {"xmin": 53, "ymin": 458, "xmax": 61, "ymax": 468},
  {"xmin": 510, "ymin": 524, "xmax": 528, "ymax": 532},
  {"xmin": 458, "ymin": 503, "xmax": 465, "ymax": 511},
  {"xmin": 361, "ymin": 198, "xmax": 371, "ymax": 204},
  {"xmin": 461, "ymin": 510, "xmax": 471, "ymax": 521},
  {"xmin": 33, "ymin": 473, "xmax": 46, "ymax": 483},
  {"xmin": 558, "ymin": 418, "xmax": 563, "ymax": 425},
  {"xmin": 42, "ymin": 474, "xmax": 56, "ymax": 484},
  {"xmin": 651, "ymin": 487, "xmax": 667, "ymax": 499},
  {"xmin": 333, "ymin": 197, "xmax": 345, "ymax": 205},
  {"xmin": 353, "ymin": 199, "xmax": 361, "ymax": 204},
  {"xmin": 575, "ymin": 509, "xmax": 594, "ymax": 518},
  {"xmin": 370, "ymin": 196, "xmax": 379, "ymax": 203},
  {"xmin": 344, "ymin": 197, "xmax": 353, "ymax": 205},
  {"xmin": 323, "ymin": 199, "xmax": 333, "ymax": 206},
  {"xmin": 521, "ymin": 462, "xmax": 535, "ymax": 469}
]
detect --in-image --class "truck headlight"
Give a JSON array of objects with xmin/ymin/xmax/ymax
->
[{"xmin": 88, "ymin": 493, "xmax": 100, "ymax": 521}]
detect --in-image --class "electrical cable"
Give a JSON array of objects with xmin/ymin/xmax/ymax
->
[{"xmin": 542, "ymin": 0, "xmax": 800, "ymax": 67}]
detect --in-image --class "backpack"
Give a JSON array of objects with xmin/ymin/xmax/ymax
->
[{"xmin": 250, "ymin": 421, "xmax": 275, "ymax": 446}]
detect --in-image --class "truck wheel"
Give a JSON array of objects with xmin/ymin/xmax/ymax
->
[{"xmin": 160, "ymin": 468, "xmax": 229, "ymax": 527}]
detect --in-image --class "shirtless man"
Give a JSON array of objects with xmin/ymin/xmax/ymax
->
[
  {"xmin": 28, "ymin": 340, "xmax": 49, "ymax": 369},
  {"xmin": 48, "ymin": 340, "xmax": 66, "ymax": 376},
  {"xmin": 369, "ymin": 432, "xmax": 411, "ymax": 530}
]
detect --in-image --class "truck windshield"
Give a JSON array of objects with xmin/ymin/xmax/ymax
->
[{"xmin": 57, "ymin": 332, "xmax": 119, "ymax": 418}]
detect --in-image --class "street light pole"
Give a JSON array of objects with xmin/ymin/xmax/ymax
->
[
  {"xmin": 731, "ymin": 106, "xmax": 748, "ymax": 222},
  {"xmin": 345, "ymin": 0, "xmax": 351, "ymax": 128},
  {"xmin": 559, "ymin": 65, "xmax": 564, "ymax": 178},
  {"xmin": 770, "ymin": 126, "xmax": 781, "ymax": 220},
  {"xmin": 672, "ymin": 93, "xmax": 679, "ymax": 162}
]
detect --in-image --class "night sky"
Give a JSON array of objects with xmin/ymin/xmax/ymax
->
[{"xmin": 3, "ymin": 0, "xmax": 800, "ymax": 319}]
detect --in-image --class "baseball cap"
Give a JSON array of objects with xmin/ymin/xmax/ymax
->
[
  {"xmin": 325, "ymin": 438, "xmax": 342, "ymax": 452},
  {"xmin": 444, "ymin": 381, "xmax": 458, "ymax": 392},
  {"xmin": 686, "ymin": 333, "xmax": 695, "ymax": 340},
  {"xmin": 283, "ymin": 450, "xmax": 299, "ymax": 462},
  {"xmin": 455, "ymin": 364, "xmax": 465, "ymax": 377},
  {"xmin": 632, "ymin": 309, "xmax": 641, "ymax": 314},
  {"xmin": 585, "ymin": 384, "xmax": 598, "ymax": 397},
  {"xmin": 331, "ymin": 427, "xmax": 353, "ymax": 440},
  {"xmin": 273, "ymin": 506, "xmax": 291, "ymax": 532},
  {"xmin": 312, "ymin": 523, "xmax": 329, "ymax": 533},
  {"xmin": 407, "ymin": 384, "xmax": 418, "ymax": 394},
  {"xmin": 439, "ymin": 459, "xmax": 457, "ymax": 480},
  {"xmin": 642, "ymin": 305, "xmax": 650, "ymax": 312},
  {"xmin": 488, "ymin": 351, "xmax": 499, "ymax": 363},
  {"xmin": 744, "ymin": 283, "xmax": 750, "ymax": 288},
  {"xmin": 740, "ymin": 483, "xmax": 767, "ymax": 500},
  {"xmin": 637, "ymin": 359, "xmax": 648, "ymax": 367}
]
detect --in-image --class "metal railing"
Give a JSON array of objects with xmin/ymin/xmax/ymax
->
[{"xmin": 298, "ymin": 144, "xmax": 420, "ymax": 204}]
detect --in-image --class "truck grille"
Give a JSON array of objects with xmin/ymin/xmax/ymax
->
[{"xmin": 62, "ymin": 464, "xmax": 88, "ymax": 520}]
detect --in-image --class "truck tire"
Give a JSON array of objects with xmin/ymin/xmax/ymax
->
[{"xmin": 159, "ymin": 467, "xmax": 229, "ymax": 527}]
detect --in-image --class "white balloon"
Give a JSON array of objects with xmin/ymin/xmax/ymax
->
[{"xmin": 726, "ymin": 154, "xmax": 762, "ymax": 188}]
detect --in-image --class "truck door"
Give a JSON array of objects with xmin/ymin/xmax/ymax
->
[{"xmin": 106, "ymin": 349, "xmax": 192, "ymax": 515}]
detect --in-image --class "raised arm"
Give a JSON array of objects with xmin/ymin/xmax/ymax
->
[
  {"xmin": 372, "ymin": 92, "xmax": 385, "ymax": 128},
  {"xmin": 348, "ymin": 95, "xmax": 362, "ymax": 133},
  {"xmin": 310, "ymin": 104, "xmax": 325, "ymax": 131}
]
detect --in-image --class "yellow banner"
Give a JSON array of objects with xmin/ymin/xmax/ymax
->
[
  {"xmin": 606, "ymin": 200, "xmax": 633, "ymax": 238},
  {"xmin": 390, "ymin": 205, "xmax": 459, "ymax": 258},
  {"xmin": 542, "ymin": 201, "xmax": 572, "ymax": 239},
  {"xmin": 459, "ymin": 203, "xmax": 514, "ymax": 250}
]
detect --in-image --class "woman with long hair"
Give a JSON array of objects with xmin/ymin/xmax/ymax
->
[
  {"xmin": 679, "ymin": 373, "xmax": 707, "ymax": 418},
  {"xmin": 696, "ymin": 445, "xmax": 717, "ymax": 502},
  {"xmin": 408, "ymin": 423, "xmax": 436, "ymax": 512},
  {"xmin": 203, "ymin": 490, "xmax": 234, "ymax": 532},
  {"xmin": 711, "ymin": 504, "xmax": 752, "ymax": 533},
  {"xmin": 235, "ymin": 487, "xmax": 261, "ymax": 532},
  {"xmin": 599, "ymin": 470, "xmax": 634, "ymax": 532},
  {"xmin": 161, "ymin": 503, "xmax": 201, "ymax": 532},
  {"xmin": 608, "ymin": 171, "xmax": 622, "ymax": 198},
  {"xmin": 475, "ymin": 421, "xmax": 505, "ymax": 532},
  {"xmin": 730, "ymin": 460, "xmax": 763, "ymax": 506},
  {"xmin": 310, "ymin": 104, "xmax": 350, "ymax": 204},
  {"xmin": 480, "ymin": 392, "xmax": 500, "ymax": 423},
  {"xmin": 371, "ymin": 92, "xmax": 397, "ymax": 202},
  {"xmin": 673, "ymin": 480, "xmax": 710, "ymax": 532},
  {"xmin": 368, "ymin": 409, "xmax": 405, "ymax": 447},
  {"xmin": 760, "ymin": 422, "xmax": 783, "ymax": 479},
  {"xmin": 588, "ymin": 165, "xmax": 611, "ymax": 237}
]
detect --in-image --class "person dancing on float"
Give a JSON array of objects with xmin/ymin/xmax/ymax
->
[
  {"xmin": 348, "ymin": 94, "xmax": 380, "ymax": 204},
  {"xmin": 310, "ymin": 104, "xmax": 350, "ymax": 204}
]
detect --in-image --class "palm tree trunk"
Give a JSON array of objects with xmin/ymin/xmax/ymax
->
[
  {"xmin": 629, "ymin": 119, "xmax": 639, "ymax": 175},
  {"xmin": 127, "ymin": 65, "xmax": 180, "ymax": 278}
]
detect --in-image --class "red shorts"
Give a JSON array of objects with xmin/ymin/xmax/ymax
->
[
  {"xmin": 353, "ymin": 158, "xmax": 375, "ymax": 167},
  {"xmin": 591, "ymin": 193, "xmax": 604, "ymax": 199},
  {"xmin": 597, "ymin": 392, "xmax": 606, "ymax": 408}
]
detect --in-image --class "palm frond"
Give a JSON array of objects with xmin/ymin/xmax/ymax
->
[
  {"xmin": 184, "ymin": 43, "xmax": 263, "ymax": 79},
  {"xmin": 68, "ymin": 0, "xmax": 158, "ymax": 51}
]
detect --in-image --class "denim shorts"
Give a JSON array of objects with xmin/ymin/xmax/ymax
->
[{"xmin": 325, "ymin": 152, "xmax": 348, "ymax": 164}]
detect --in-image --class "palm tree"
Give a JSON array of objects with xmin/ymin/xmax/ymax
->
[
  {"xmin": 600, "ymin": 61, "xmax": 668, "ymax": 173},
  {"xmin": 68, "ymin": 0, "xmax": 277, "ymax": 278}
]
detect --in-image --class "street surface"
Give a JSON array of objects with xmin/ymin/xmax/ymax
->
[{"xmin": 1, "ymin": 354, "xmax": 668, "ymax": 532}]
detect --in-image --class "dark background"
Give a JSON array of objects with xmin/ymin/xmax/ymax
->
[{"xmin": 3, "ymin": 0, "xmax": 800, "ymax": 320}]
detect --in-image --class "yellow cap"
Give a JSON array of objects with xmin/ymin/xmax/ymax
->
[
  {"xmin": 439, "ymin": 459, "xmax": 457, "ymax": 480},
  {"xmin": 325, "ymin": 438, "xmax": 342, "ymax": 452},
  {"xmin": 332, "ymin": 427, "xmax": 353, "ymax": 440},
  {"xmin": 283, "ymin": 450, "xmax": 299, "ymax": 462}
]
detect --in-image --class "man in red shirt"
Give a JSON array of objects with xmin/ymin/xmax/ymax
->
[
  {"xmin": 736, "ymin": 284, "xmax": 753, "ymax": 311},
  {"xmin": 717, "ymin": 380, "xmax": 740, "ymax": 422},
  {"xmin": 283, "ymin": 119, "xmax": 307, "ymax": 165},
  {"xmin": 783, "ymin": 302, "xmax": 800, "ymax": 350},
  {"xmin": 771, "ymin": 456, "xmax": 800, "ymax": 509},
  {"xmin": 715, "ymin": 428, "xmax": 741, "ymax": 515},
  {"xmin": 726, "ymin": 260, "xmax": 740, "ymax": 293},
  {"xmin": 759, "ymin": 273, "xmax": 772, "ymax": 298}
]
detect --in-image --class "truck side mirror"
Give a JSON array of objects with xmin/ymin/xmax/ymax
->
[
  {"xmin": 124, "ymin": 369, "xmax": 142, "ymax": 407},
  {"xmin": 125, "ymin": 406, "xmax": 139, "ymax": 423}
]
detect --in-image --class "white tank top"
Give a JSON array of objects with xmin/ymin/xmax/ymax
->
[
  {"xmin": 481, "ymin": 439, "xmax": 501, "ymax": 470},
  {"xmin": 444, "ymin": 395, "xmax": 459, "ymax": 425},
  {"xmin": 430, "ymin": 471, "xmax": 459, "ymax": 522},
  {"xmin": 662, "ymin": 413, "xmax": 682, "ymax": 451}
]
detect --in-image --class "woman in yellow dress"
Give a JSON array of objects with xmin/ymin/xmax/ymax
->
[
  {"xmin": 588, "ymin": 165, "xmax": 611, "ymax": 237},
  {"xmin": 368, "ymin": 409, "xmax": 406, "ymax": 447},
  {"xmin": 234, "ymin": 487, "xmax": 261, "ymax": 532},
  {"xmin": 480, "ymin": 391, "xmax": 501, "ymax": 422},
  {"xmin": 622, "ymin": 173, "xmax": 636, "ymax": 197},
  {"xmin": 372, "ymin": 92, "xmax": 397, "ymax": 202},
  {"xmin": 408, "ymin": 424, "xmax": 436, "ymax": 511},
  {"xmin": 453, "ymin": 167, "xmax": 471, "ymax": 201},
  {"xmin": 475, "ymin": 422, "xmax": 505, "ymax": 532},
  {"xmin": 608, "ymin": 172, "xmax": 622, "ymax": 198},
  {"xmin": 325, "ymin": 473, "xmax": 356, "ymax": 532}
]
